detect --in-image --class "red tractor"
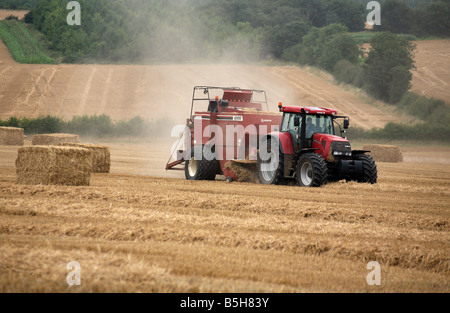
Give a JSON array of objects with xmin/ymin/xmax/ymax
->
[
  {"xmin": 257, "ymin": 104, "xmax": 377, "ymax": 187},
  {"xmin": 166, "ymin": 86, "xmax": 377, "ymax": 187}
]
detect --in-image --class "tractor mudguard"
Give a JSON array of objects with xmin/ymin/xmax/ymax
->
[
  {"xmin": 351, "ymin": 150, "xmax": 370, "ymax": 156},
  {"xmin": 262, "ymin": 132, "xmax": 294, "ymax": 155},
  {"xmin": 299, "ymin": 148, "xmax": 319, "ymax": 155}
]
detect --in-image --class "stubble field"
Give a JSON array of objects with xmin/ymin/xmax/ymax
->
[{"xmin": 0, "ymin": 141, "xmax": 449, "ymax": 292}]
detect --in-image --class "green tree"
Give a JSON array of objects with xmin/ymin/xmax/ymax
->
[
  {"xmin": 333, "ymin": 59, "xmax": 364, "ymax": 87},
  {"xmin": 319, "ymin": 32, "xmax": 360, "ymax": 71},
  {"xmin": 264, "ymin": 20, "xmax": 311, "ymax": 58},
  {"xmin": 364, "ymin": 32, "xmax": 415, "ymax": 103},
  {"xmin": 298, "ymin": 24, "xmax": 359, "ymax": 71},
  {"xmin": 325, "ymin": 0, "xmax": 366, "ymax": 32},
  {"xmin": 294, "ymin": 0, "xmax": 328, "ymax": 28},
  {"xmin": 378, "ymin": 0, "xmax": 413, "ymax": 34},
  {"xmin": 413, "ymin": 0, "xmax": 450, "ymax": 36},
  {"xmin": 388, "ymin": 65, "xmax": 412, "ymax": 103}
]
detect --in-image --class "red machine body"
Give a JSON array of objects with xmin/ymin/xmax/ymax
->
[
  {"xmin": 166, "ymin": 86, "xmax": 282, "ymax": 180},
  {"xmin": 166, "ymin": 86, "xmax": 377, "ymax": 186}
]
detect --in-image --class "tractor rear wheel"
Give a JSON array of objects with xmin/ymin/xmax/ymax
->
[
  {"xmin": 296, "ymin": 153, "xmax": 328, "ymax": 187},
  {"xmin": 185, "ymin": 146, "xmax": 219, "ymax": 181},
  {"xmin": 354, "ymin": 154, "xmax": 377, "ymax": 184},
  {"xmin": 257, "ymin": 140, "xmax": 285, "ymax": 185}
]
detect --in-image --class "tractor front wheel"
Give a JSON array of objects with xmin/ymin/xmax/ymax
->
[
  {"xmin": 296, "ymin": 153, "xmax": 328, "ymax": 187},
  {"xmin": 354, "ymin": 154, "xmax": 377, "ymax": 184}
]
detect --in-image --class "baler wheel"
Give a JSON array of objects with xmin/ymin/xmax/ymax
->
[
  {"xmin": 257, "ymin": 141, "xmax": 285, "ymax": 185},
  {"xmin": 185, "ymin": 146, "xmax": 219, "ymax": 181}
]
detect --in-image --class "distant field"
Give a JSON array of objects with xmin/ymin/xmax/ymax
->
[
  {"xmin": 0, "ymin": 20, "xmax": 53, "ymax": 64},
  {"xmin": 0, "ymin": 61, "xmax": 400, "ymax": 129},
  {"xmin": 0, "ymin": 10, "xmax": 28, "ymax": 20},
  {"xmin": 351, "ymin": 32, "xmax": 417, "ymax": 44},
  {"xmin": 410, "ymin": 40, "xmax": 450, "ymax": 103}
]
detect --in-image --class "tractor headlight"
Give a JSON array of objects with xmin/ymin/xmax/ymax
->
[
  {"xmin": 331, "ymin": 141, "xmax": 352, "ymax": 157},
  {"xmin": 333, "ymin": 151, "xmax": 352, "ymax": 156}
]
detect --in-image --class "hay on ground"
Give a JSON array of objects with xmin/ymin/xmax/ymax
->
[
  {"xmin": 16, "ymin": 146, "xmax": 92, "ymax": 186},
  {"xmin": 0, "ymin": 127, "xmax": 24, "ymax": 146},
  {"xmin": 32, "ymin": 133, "xmax": 80, "ymax": 146},
  {"xmin": 363, "ymin": 144, "xmax": 403, "ymax": 163},
  {"xmin": 224, "ymin": 160, "xmax": 258, "ymax": 183},
  {"xmin": 57, "ymin": 143, "xmax": 110, "ymax": 173}
]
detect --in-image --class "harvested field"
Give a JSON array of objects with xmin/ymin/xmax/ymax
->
[
  {"xmin": 411, "ymin": 40, "xmax": 450, "ymax": 103},
  {"xmin": 0, "ymin": 126, "xmax": 23, "ymax": 146},
  {"xmin": 363, "ymin": 144, "xmax": 403, "ymax": 163},
  {"xmin": 0, "ymin": 63, "xmax": 400, "ymax": 130},
  {"xmin": 15, "ymin": 146, "xmax": 92, "ymax": 186},
  {"xmin": 0, "ymin": 41, "xmax": 447, "ymax": 128},
  {"xmin": 0, "ymin": 10, "xmax": 28, "ymax": 21},
  {"xmin": 57, "ymin": 143, "xmax": 110, "ymax": 173},
  {"xmin": 1, "ymin": 140, "xmax": 449, "ymax": 292},
  {"xmin": 32, "ymin": 133, "xmax": 80, "ymax": 146},
  {"xmin": 0, "ymin": 35, "xmax": 407, "ymax": 130}
]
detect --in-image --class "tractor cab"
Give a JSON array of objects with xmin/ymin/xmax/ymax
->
[{"xmin": 278, "ymin": 105, "xmax": 350, "ymax": 156}]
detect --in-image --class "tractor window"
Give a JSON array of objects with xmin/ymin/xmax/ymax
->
[
  {"xmin": 282, "ymin": 113, "xmax": 303, "ymax": 133},
  {"xmin": 322, "ymin": 116, "xmax": 335, "ymax": 135},
  {"xmin": 306, "ymin": 115, "xmax": 335, "ymax": 138},
  {"xmin": 281, "ymin": 113, "xmax": 290, "ymax": 132},
  {"xmin": 289, "ymin": 114, "xmax": 302, "ymax": 132}
]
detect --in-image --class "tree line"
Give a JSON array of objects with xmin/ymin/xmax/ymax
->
[
  {"xmin": 5, "ymin": 0, "xmax": 445, "ymax": 64},
  {"xmin": 373, "ymin": 0, "xmax": 450, "ymax": 37},
  {"xmin": 0, "ymin": 0, "xmax": 40, "ymax": 10},
  {"xmin": 19, "ymin": 0, "xmax": 369, "ymax": 63}
]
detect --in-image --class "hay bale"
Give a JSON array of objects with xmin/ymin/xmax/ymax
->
[
  {"xmin": 32, "ymin": 133, "xmax": 80, "ymax": 146},
  {"xmin": 57, "ymin": 143, "xmax": 110, "ymax": 173},
  {"xmin": 224, "ymin": 160, "xmax": 258, "ymax": 183},
  {"xmin": 0, "ymin": 127, "xmax": 24, "ymax": 146},
  {"xmin": 16, "ymin": 146, "xmax": 92, "ymax": 186},
  {"xmin": 363, "ymin": 144, "xmax": 403, "ymax": 163}
]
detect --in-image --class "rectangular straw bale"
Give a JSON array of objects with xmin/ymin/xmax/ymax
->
[
  {"xmin": 57, "ymin": 143, "xmax": 110, "ymax": 173},
  {"xmin": 32, "ymin": 133, "xmax": 80, "ymax": 146},
  {"xmin": 0, "ymin": 127, "xmax": 24, "ymax": 146},
  {"xmin": 363, "ymin": 144, "xmax": 403, "ymax": 162},
  {"xmin": 16, "ymin": 146, "xmax": 92, "ymax": 186}
]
